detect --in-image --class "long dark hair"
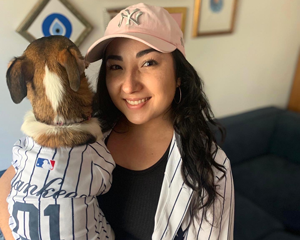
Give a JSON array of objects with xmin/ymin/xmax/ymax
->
[
  {"xmin": 171, "ymin": 49, "xmax": 226, "ymax": 221},
  {"xmin": 93, "ymin": 49, "xmax": 226, "ymax": 221}
]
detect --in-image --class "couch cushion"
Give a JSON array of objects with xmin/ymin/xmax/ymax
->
[
  {"xmin": 215, "ymin": 107, "xmax": 283, "ymax": 165},
  {"xmin": 234, "ymin": 192, "xmax": 284, "ymax": 240},
  {"xmin": 270, "ymin": 110, "xmax": 300, "ymax": 164},
  {"xmin": 232, "ymin": 154, "xmax": 300, "ymax": 230},
  {"xmin": 282, "ymin": 210, "xmax": 300, "ymax": 233},
  {"xmin": 261, "ymin": 231, "xmax": 300, "ymax": 240}
]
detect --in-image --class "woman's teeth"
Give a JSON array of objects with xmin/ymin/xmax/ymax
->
[{"xmin": 126, "ymin": 98, "xmax": 149, "ymax": 105}]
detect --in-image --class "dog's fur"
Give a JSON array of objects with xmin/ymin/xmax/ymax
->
[{"xmin": 6, "ymin": 35, "xmax": 102, "ymax": 148}]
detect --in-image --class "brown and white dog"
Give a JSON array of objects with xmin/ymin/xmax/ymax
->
[
  {"xmin": 7, "ymin": 35, "xmax": 102, "ymax": 148},
  {"xmin": 6, "ymin": 36, "xmax": 115, "ymax": 240}
]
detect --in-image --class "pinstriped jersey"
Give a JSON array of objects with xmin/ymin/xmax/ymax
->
[
  {"xmin": 151, "ymin": 132, "xmax": 235, "ymax": 240},
  {"xmin": 7, "ymin": 136, "xmax": 115, "ymax": 240}
]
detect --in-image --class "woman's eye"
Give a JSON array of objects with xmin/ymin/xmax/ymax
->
[
  {"xmin": 109, "ymin": 65, "xmax": 122, "ymax": 70},
  {"xmin": 142, "ymin": 60, "xmax": 157, "ymax": 67}
]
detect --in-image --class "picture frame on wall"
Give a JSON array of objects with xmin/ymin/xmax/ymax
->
[
  {"xmin": 16, "ymin": 0, "xmax": 92, "ymax": 46},
  {"xmin": 164, "ymin": 7, "xmax": 187, "ymax": 34},
  {"xmin": 107, "ymin": 7, "xmax": 187, "ymax": 34},
  {"xmin": 107, "ymin": 8, "xmax": 124, "ymax": 20},
  {"xmin": 192, "ymin": 0, "xmax": 238, "ymax": 37}
]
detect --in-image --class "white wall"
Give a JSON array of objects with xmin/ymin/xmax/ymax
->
[{"xmin": 0, "ymin": 0, "xmax": 299, "ymax": 170}]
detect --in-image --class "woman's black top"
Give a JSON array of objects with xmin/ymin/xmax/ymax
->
[{"xmin": 97, "ymin": 143, "xmax": 170, "ymax": 240}]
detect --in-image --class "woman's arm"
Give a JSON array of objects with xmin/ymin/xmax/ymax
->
[{"xmin": 0, "ymin": 166, "xmax": 15, "ymax": 240}]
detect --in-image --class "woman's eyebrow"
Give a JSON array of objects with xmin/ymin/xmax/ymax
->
[
  {"xmin": 136, "ymin": 48, "xmax": 160, "ymax": 58},
  {"xmin": 106, "ymin": 49, "xmax": 160, "ymax": 61},
  {"xmin": 106, "ymin": 55, "xmax": 123, "ymax": 61}
]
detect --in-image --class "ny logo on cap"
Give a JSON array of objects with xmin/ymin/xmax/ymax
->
[{"xmin": 118, "ymin": 8, "xmax": 143, "ymax": 27}]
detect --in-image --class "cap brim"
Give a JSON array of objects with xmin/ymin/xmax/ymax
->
[{"xmin": 86, "ymin": 32, "xmax": 177, "ymax": 63}]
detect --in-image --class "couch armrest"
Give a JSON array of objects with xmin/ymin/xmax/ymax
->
[{"xmin": 270, "ymin": 110, "xmax": 300, "ymax": 164}]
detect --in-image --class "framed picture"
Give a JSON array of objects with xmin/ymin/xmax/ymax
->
[
  {"xmin": 16, "ymin": 0, "xmax": 92, "ymax": 46},
  {"xmin": 107, "ymin": 8, "xmax": 124, "ymax": 20},
  {"xmin": 192, "ymin": 0, "xmax": 238, "ymax": 37},
  {"xmin": 164, "ymin": 7, "xmax": 187, "ymax": 34},
  {"xmin": 107, "ymin": 7, "xmax": 187, "ymax": 34}
]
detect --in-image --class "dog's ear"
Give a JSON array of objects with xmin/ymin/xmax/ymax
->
[
  {"xmin": 71, "ymin": 48, "xmax": 86, "ymax": 74},
  {"xmin": 58, "ymin": 47, "xmax": 85, "ymax": 92},
  {"xmin": 6, "ymin": 58, "xmax": 34, "ymax": 104}
]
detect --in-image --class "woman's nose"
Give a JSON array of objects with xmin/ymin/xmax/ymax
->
[{"xmin": 121, "ymin": 69, "xmax": 142, "ymax": 94}]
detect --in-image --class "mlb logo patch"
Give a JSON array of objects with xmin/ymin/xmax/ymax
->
[{"xmin": 36, "ymin": 158, "xmax": 55, "ymax": 170}]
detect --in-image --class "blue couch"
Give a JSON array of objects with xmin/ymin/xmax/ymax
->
[
  {"xmin": 1, "ymin": 106, "xmax": 300, "ymax": 240},
  {"xmin": 215, "ymin": 106, "xmax": 300, "ymax": 240}
]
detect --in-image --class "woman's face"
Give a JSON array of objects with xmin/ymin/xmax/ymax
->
[{"xmin": 105, "ymin": 38, "xmax": 178, "ymax": 126}]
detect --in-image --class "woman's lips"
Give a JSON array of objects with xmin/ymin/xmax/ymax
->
[
  {"xmin": 124, "ymin": 97, "xmax": 151, "ymax": 108},
  {"xmin": 125, "ymin": 97, "xmax": 150, "ymax": 105}
]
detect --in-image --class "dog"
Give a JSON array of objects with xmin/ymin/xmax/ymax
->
[{"xmin": 6, "ymin": 36, "xmax": 115, "ymax": 240}]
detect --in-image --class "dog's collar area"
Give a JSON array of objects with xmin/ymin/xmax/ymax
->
[
  {"xmin": 21, "ymin": 110, "xmax": 103, "ymax": 147},
  {"xmin": 55, "ymin": 115, "xmax": 92, "ymax": 126}
]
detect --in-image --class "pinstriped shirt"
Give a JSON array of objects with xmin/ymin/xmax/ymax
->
[
  {"xmin": 7, "ymin": 136, "xmax": 115, "ymax": 240},
  {"xmin": 151, "ymin": 132, "xmax": 235, "ymax": 240},
  {"xmin": 100, "ymin": 130, "xmax": 234, "ymax": 240}
]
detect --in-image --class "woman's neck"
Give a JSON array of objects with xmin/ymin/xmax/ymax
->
[
  {"xmin": 108, "ymin": 115, "xmax": 174, "ymax": 170},
  {"xmin": 114, "ymin": 115, "xmax": 174, "ymax": 140}
]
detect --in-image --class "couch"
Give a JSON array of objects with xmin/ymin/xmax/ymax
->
[
  {"xmin": 1, "ymin": 106, "xmax": 300, "ymax": 239},
  {"xmin": 214, "ymin": 106, "xmax": 300, "ymax": 240}
]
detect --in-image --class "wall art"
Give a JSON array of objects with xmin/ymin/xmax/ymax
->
[
  {"xmin": 17, "ymin": 0, "xmax": 92, "ymax": 46},
  {"xmin": 192, "ymin": 0, "xmax": 238, "ymax": 37}
]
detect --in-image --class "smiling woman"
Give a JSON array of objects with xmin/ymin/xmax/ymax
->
[{"xmin": 84, "ymin": 3, "xmax": 234, "ymax": 240}]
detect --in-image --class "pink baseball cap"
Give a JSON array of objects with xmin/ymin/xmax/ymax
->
[{"xmin": 86, "ymin": 3, "xmax": 185, "ymax": 62}]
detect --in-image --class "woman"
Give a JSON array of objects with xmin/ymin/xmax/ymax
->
[
  {"xmin": 0, "ymin": 3, "xmax": 234, "ymax": 240},
  {"xmin": 86, "ymin": 3, "xmax": 234, "ymax": 240}
]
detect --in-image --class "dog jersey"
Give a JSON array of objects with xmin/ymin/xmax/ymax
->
[{"xmin": 7, "ymin": 136, "xmax": 115, "ymax": 240}]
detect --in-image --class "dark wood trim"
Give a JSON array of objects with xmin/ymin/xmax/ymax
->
[{"xmin": 288, "ymin": 52, "xmax": 300, "ymax": 112}]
